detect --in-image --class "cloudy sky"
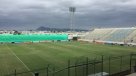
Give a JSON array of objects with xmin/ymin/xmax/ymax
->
[{"xmin": 0, "ymin": 0, "xmax": 136, "ymax": 30}]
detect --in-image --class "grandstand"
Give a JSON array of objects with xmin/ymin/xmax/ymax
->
[{"xmin": 82, "ymin": 27, "xmax": 136, "ymax": 45}]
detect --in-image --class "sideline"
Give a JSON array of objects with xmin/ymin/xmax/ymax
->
[{"xmin": 6, "ymin": 44, "xmax": 34, "ymax": 76}]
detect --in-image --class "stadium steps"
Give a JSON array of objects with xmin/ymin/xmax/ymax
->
[
  {"xmin": 126, "ymin": 29, "xmax": 136, "ymax": 42},
  {"xmin": 104, "ymin": 29, "xmax": 134, "ymax": 42},
  {"xmin": 101, "ymin": 29, "xmax": 116, "ymax": 41},
  {"xmin": 98, "ymin": 29, "xmax": 114, "ymax": 40},
  {"xmin": 84, "ymin": 29, "xmax": 114, "ymax": 41}
]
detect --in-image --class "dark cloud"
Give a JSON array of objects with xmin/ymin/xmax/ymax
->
[{"xmin": 0, "ymin": 0, "xmax": 136, "ymax": 30}]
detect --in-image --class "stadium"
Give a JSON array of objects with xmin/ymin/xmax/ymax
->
[
  {"xmin": 1, "ymin": 0, "xmax": 136, "ymax": 76},
  {"xmin": 0, "ymin": 27, "xmax": 136, "ymax": 76}
]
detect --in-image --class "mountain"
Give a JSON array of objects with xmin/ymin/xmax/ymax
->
[
  {"xmin": 36, "ymin": 26, "xmax": 88, "ymax": 32},
  {"xmin": 36, "ymin": 26, "xmax": 51, "ymax": 31}
]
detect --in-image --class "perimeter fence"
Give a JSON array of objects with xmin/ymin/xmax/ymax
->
[{"xmin": 6, "ymin": 54, "xmax": 136, "ymax": 76}]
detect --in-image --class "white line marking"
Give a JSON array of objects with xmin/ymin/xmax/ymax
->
[{"xmin": 6, "ymin": 45, "xmax": 34, "ymax": 76}]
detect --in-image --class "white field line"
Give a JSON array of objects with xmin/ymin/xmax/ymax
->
[{"xmin": 6, "ymin": 45, "xmax": 34, "ymax": 76}]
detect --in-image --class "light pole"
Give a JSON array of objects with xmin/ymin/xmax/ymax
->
[{"xmin": 69, "ymin": 7, "xmax": 76, "ymax": 32}]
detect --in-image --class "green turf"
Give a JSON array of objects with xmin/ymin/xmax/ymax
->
[{"xmin": 0, "ymin": 41, "xmax": 136, "ymax": 76}]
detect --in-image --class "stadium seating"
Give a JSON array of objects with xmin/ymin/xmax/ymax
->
[
  {"xmin": 82, "ymin": 28, "xmax": 113, "ymax": 41},
  {"xmin": 105, "ymin": 29, "xmax": 134, "ymax": 42},
  {"xmin": 82, "ymin": 28, "xmax": 136, "ymax": 43},
  {"xmin": 126, "ymin": 30, "xmax": 136, "ymax": 43}
]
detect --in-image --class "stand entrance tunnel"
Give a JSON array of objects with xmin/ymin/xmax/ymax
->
[{"xmin": 0, "ymin": 34, "xmax": 68, "ymax": 43}]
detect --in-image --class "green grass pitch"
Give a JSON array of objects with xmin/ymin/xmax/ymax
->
[{"xmin": 0, "ymin": 41, "xmax": 136, "ymax": 76}]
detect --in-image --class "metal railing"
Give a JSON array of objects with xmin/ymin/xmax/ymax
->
[{"xmin": 6, "ymin": 54, "xmax": 136, "ymax": 76}]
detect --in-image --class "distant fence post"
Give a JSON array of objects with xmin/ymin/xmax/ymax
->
[
  {"xmin": 46, "ymin": 65, "xmax": 49, "ymax": 76},
  {"xmin": 101, "ymin": 55, "xmax": 104, "ymax": 76},
  {"xmin": 86, "ymin": 57, "xmax": 89, "ymax": 76},
  {"xmin": 134, "ymin": 59, "xmax": 136, "ymax": 72},
  {"xmin": 130, "ymin": 54, "xmax": 132, "ymax": 72},
  {"xmin": 120, "ymin": 56, "xmax": 123, "ymax": 72},
  {"xmin": 53, "ymin": 67, "xmax": 55, "ymax": 76},
  {"xmin": 75, "ymin": 60, "xmax": 77, "ymax": 76},
  {"xmin": 135, "ymin": 59, "xmax": 136, "ymax": 67},
  {"xmin": 109, "ymin": 56, "xmax": 111, "ymax": 76},
  {"xmin": 14, "ymin": 69, "xmax": 16, "ymax": 76},
  {"xmin": 68, "ymin": 60, "xmax": 70, "ymax": 76},
  {"xmin": 93, "ymin": 59, "xmax": 96, "ymax": 75},
  {"xmin": 82, "ymin": 62, "xmax": 85, "ymax": 76}
]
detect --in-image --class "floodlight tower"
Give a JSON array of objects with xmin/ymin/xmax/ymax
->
[{"xmin": 69, "ymin": 7, "xmax": 76, "ymax": 32}]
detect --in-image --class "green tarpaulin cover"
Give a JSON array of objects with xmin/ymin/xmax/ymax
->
[{"xmin": 0, "ymin": 34, "xmax": 68, "ymax": 42}]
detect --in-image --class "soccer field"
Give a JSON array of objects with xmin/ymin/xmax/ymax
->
[{"xmin": 0, "ymin": 41, "xmax": 136, "ymax": 76}]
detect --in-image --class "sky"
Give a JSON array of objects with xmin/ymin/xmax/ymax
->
[{"xmin": 0, "ymin": 0, "xmax": 136, "ymax": 30}]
